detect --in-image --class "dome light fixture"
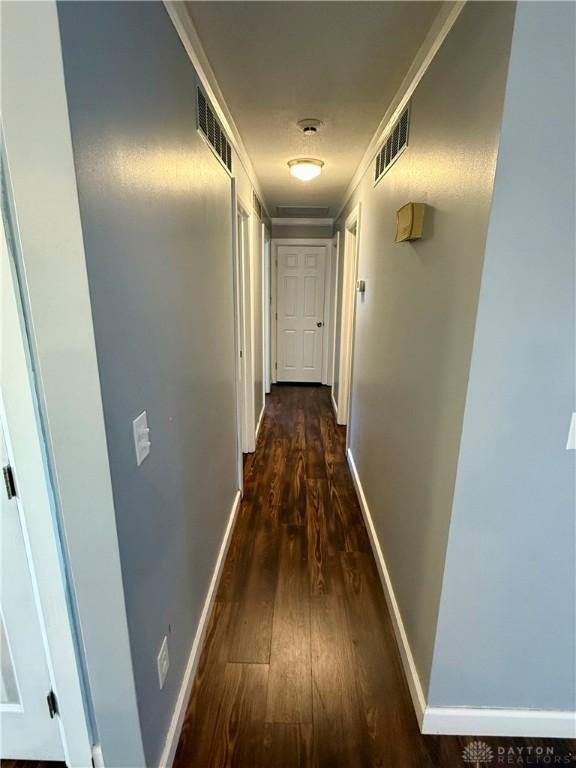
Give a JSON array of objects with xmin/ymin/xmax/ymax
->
[{"xmin": 288, "ymin": 158, "xmax": 324, "ymax": 182}]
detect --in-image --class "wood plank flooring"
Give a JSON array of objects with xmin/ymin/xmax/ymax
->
[
  {"xmin": 5, "ymin": 386, "xmax": 573, "ymax": 768},
  {"xmin": 174, "ymin": 384, "xmax": 576, "ymax": 768},
  {"xmin": 0, "ymin": 763, "xmax": 65, "ymax": 768}
]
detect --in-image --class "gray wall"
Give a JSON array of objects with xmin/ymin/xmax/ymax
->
[
  {"xmin": 333, "ymin": 2, "xmax": 516, "ymax": 694},
  {"xmin": 429, "ymin": 1, "xmax": 576, "ymax": 710},
  {"xmin": 58, "ymin": 3, "xmax": 239, "ymax": 763},
  {"xmin": 272, "ymin": 224, "xmax": 333, "ymax": 239}
]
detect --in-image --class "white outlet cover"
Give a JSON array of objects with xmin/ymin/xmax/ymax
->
[
  {"xmin": 133, "ymin": 411, "xmax": 150, "ymax": 466},
  {"xmin": 157, "ymin": 635, "xmax": 169, "ymax": 689},
  {"xmin": 567, "ymin": 413, "xmax": 576, "ymax": 450}
]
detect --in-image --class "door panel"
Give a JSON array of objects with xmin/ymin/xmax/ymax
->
[
  {"xmin": 302, "ymin": 330, "xmax": 317, "ymax": 369},
  {"xmin": 277, "ymin": 245, "xmax": 326, "ymax": 382},
  {"xmin": 284, "ymin": 276, "xmax": 298, "ymax": 317},
  {"xmin": 283, "ymin": 329, "xmax": 297, "ymax": 370},
  {"xmin": 303, "ymin": 276, "xmax": 317, "ymax": 317},
  {"xmin": 0, "ymin": 426, "xmax": 63, "ymax": 761}
]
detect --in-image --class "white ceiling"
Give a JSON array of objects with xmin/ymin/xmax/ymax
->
[{"xmin": 186, "ymin": 1, "xmax": 442, "ymax": 217}]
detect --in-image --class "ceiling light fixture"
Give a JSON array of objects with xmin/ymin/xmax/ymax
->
[{"xmin": 288, "ymin": 158, "xmax": 324, "ymax": 181}]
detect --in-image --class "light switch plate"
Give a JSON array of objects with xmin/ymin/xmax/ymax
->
[
  {"xmin": 133, "ymin": 411, "xmax": 151, "ymax": 466},
  {"xmin": 157, "ymin": 635, "xmax": 169, "ymax": 689}
]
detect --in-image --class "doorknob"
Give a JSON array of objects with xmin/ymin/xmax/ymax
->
[{"xmin": 316, "ymin": 321, "xmax": 323, "ymax": 328}]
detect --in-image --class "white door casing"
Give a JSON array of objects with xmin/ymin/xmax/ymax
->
[
  {"xmin": 234, "ymin": 193, "xmax": 256, "ymax": 454},
  {"xmin": 276, "ymin": 245, "xmax": 327, "ymax": 383},
  {"xmin": 323, "ymin": 234, "xmax": 339, "ymax": 387},
  {"xmin": 231, "ymin": 182, "xmax": 244, "ymax": 485},
  {"xmin": 330, "ymin": 232, "xmax": 341, "ymax": 392},
  {"xmin": 337, "ymin": 206, "xmax": 361, "ymax": 428},
  {"xmin": 263, "ymin": 230, "xmax": 271, "ymax": 394}
]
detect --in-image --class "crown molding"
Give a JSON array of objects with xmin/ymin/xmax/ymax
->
[
  {"xmin": 271, "ymin": 218, "xmax": 334, "ymax": 227},
  {"xmin": 336, "ymin": 1, "xmax": 466, "ymax": 220},
  {"xmin": 163, "ymin": 1, "xmax": 268, "ymax": 217}
]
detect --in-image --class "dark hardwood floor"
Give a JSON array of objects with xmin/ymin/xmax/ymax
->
[
  {"xmin": 173, "ymin": 384, "xmax": 576, "ymax": 768},
  {"xmin": 5, "ymin": 387, "xmax": 572, "ymax": 768},
  {"xmin": 0, "ymin": 763, "xmax": 64, "ymax": 768}
]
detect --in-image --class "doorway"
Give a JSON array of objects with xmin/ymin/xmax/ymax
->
[
  {"xmin": 263, "ymin": 231, "xmax": 271, "ymax": 394},
  {"xmin": 336, "ymin": 206, "xmax": 361, "ymax": 428},
  {"xmin": 233, "ymin": 190, "xmax": 256, "ymax": 458},
  {"xmin": 0, "ymin": 211, "xmax": 92, "ymax": 765},
  {"xmin": 274, "ymin": 242, "xmax": 329, "ymax": 383}
]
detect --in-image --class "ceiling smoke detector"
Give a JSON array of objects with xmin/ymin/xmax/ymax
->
[{"xmin": 297, "ymin": 119, "xmax": 323, "ymax": 136}]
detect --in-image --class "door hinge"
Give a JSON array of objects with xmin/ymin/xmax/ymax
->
[
  {"xmin": 47, "ymin": 689, "xmax": 59, "ymax": 719},
  {"xmin": 91, "ymin": 745, "xmax": 105, "ymax": 768},
  {"xmin": 240, "ymin": 350, "xmax": 243, "ymax": 358},
  {"xmin": 3, "ymin": 465, "xmax": 16, "ymax": 500}
]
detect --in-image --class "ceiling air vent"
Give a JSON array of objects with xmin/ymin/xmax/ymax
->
[
  {"xmin": 197, "ymin": 88, "xmax": 232, "ymax": 173},
  {"xmin": 374, "ymin": 104, "xmax": 410, "ymax": 184},
  {"xmin": 276, "ymin": 206, "xmax": 330, "ymax": 218}
]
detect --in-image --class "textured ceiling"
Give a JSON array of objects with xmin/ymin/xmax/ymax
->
[{"xmin": 186, "ymin": 1, "xmax": 442, "ymax": 217}]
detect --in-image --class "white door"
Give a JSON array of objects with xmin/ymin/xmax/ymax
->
[
  {"xmin": 0, "ymin": 422, "xmax": 64, "ymax": 761},
  {"xmin": 277, "ymin": 245, "xmax": 326, "ymax": 382}
]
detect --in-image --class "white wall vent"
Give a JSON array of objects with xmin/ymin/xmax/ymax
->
[
  {"xmin": 197, "ymin": 88, "xmax": 232, "ymax": 173},
  {"xmin": 374, "ymin": 104, "xmax": 410, "ymax": 184}
]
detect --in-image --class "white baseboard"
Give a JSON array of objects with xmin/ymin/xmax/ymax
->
[
  {"xmin": 158, "ymin": 489, "xmax": 242, "ymax": 768},
  {"xmin": 422, "ymin": 707, "xmax": 576, "ymax": 739},
  {"xmin": 346, "ymin": 448, "xmax": 576, "ymax": 740},
  {"xmin": 346, "ymin": 448, "xmax": 426, "ymax": 725},
  {"xmin": 331, "ymin": 391, "xmax": 338, "ymax": 420}
]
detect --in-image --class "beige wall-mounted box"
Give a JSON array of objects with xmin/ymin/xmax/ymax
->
[{"xmin": 395, "ymin": 203, "xmax": 426, "ymax": 242}]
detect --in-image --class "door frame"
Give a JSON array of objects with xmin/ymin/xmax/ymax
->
[
  {"xmin": 330, "ymin": 231, "xmax": 341, "ymax": 390},
  {"xmin": 231, "ymin": 180, "xmax": 244, "ymax": 483},
  {"xmin": 263, "ymin": 227, "xmax": 271, "ymax": 394},
  {"xmin": 325, "ymin": 233, "xmax": 340, "ymax": 388},
  {"xmin": 1, "ymin": 212, "xmax": 93, "ymax": 766},
  {"xmin": 233, "ymin": 186, "xmax": 256, "ymax": 455},
  {"xmin": 271, "ymin": 238, "xmax": 334, "ymax": 385},
  {"xmin": 336, "ymin": 205, "xmax": 362, "ymax": 430}
]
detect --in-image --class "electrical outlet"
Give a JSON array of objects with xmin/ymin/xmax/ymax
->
[{"xmin": 157, "ymin": 636, "xmax": 169, "ymax": 689}]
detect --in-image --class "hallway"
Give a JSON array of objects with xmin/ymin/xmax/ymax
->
[
  {"xmin": 2, "ymin": 2, "xmax": 575, "ymax": 764},
  {"xmin": 171, "ymin": 386, "xmax": 563, "ymax": 768}
]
